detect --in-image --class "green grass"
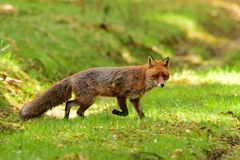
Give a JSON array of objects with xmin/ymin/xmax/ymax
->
[
  {"xmin": 0, "ymin": 82, "xmax": 240, "ymax": 160},
  {"xmin": 1, "ymin": 0, "xmax": 240, "ymax": 159}
]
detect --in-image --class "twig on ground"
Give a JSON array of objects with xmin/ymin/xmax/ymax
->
[{"xmin": 0, "ymin": 74, "xmax": 22, "ymax": 84}]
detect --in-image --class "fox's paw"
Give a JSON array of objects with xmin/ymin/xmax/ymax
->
[
  {"xmin": 112, "ymin": 109, "xmax": 119, "ymax": 115},
  {"xmin": 64, "ymin": 115, "xmax": 69, "ymax": 120},
  {"xmin": 112, "ymin": 109, "xmax": 128, "ymax": 116}
]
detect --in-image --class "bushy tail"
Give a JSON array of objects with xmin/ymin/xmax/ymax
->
[{"xmin": 20, "ymin": 78, "xmax": 72, "ymax": 120}]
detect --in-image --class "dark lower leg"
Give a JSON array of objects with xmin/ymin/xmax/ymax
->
[
  {"xmin": 76, "ymin": 98, "xmax": 95, "ymax": 118},
  {"xmin": 64, "ymin": 100, "xmax": 80, "ymax": 119},
  {"xmin": 76, "ymin": 104, "xmax": 92, "ymax": 117},
  {"xmin": 112, "ymin": 97, "xmax": 128, "ymax": 116},
  {"xmin": 130, "ymin": 98, "xmax": 145, "ymax": 119}
]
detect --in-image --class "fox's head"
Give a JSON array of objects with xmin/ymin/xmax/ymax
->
[{"xmin": 145, "ymin": 56, "xmax": 170, "ymax": 89}]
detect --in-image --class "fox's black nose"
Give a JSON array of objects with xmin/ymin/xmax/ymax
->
[{"xmin": 161, "ymin": 84, "xmax": 165, "ymax": 87}]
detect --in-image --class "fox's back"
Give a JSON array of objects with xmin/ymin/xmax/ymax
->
[
  {"xmin": 71, "ymin": 67, "xmax": 120, "ymax": 86},
  {"xmin": 70, "ymin": 66, "xmax": 147, "ymax": 98}
]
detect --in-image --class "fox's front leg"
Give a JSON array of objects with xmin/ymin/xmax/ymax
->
[
  {"xmin": 130, "ymin": 98, "xmax": 145, "ymax": 119},
  {"xmin": 112, "ymin": 96, "xmax": 129, "ymax": 116}
]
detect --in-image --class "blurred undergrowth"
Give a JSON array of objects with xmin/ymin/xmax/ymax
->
[{"xmin": 0, "ymin": 0, "xmax": 239, "ymax": 82}]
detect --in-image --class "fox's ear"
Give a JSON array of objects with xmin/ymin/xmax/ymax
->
[
  {"xmin": 147, "ymin": 56, "xmax": 155, "ymax": 67},
  {"xmin": 162, "ymin": 57, "xmax": 170, "ymax": 68}
]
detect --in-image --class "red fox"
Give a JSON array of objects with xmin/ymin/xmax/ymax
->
[{"xmin": 20, "ymin": 56, "xmax": 170, "ymax": 120}]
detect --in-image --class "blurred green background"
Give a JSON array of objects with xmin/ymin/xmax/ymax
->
[{"xmin": 0, "ymin": 0, "xmax": 239, "ymax": 82}]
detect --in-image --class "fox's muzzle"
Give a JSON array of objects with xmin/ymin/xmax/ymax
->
[{"xmin": 157, "ymin": 83, "xmax": 165, "ymax": 88}]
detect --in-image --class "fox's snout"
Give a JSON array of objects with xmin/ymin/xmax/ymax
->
[
  {"xmin": 158, "ymin": 83, "xmax": 165, "ymax": 87},
  {"xmin": 157, "ymin": 82, "xmax": 165, "ymax": 88},
  {"xmin": 153, "ymin": 80, "xmax": 165, "ymax": 88},
  {"xmin": 156, "ymin": 76, "xmax": 166, "ymax": 88}
]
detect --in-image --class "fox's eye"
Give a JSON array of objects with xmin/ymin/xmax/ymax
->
[
  {"xmin": 162, "ymin": 74, "xmax": 169, "ymax": 80},
  {"xmin": 152, "ymin": 74, "xmax": 159, "ymax": 78}
]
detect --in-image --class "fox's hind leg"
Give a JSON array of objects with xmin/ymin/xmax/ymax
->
[
  {"xmin": 112, "ymin": 97, "xmax": 129, "ymax": 117},
  {"xmin": 76, "ymin": 96, "xmax": 95, "ymax": 118},
  {"xmin": 64, "ymin": 100, "xmax": 80, "ymax": 119}
]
